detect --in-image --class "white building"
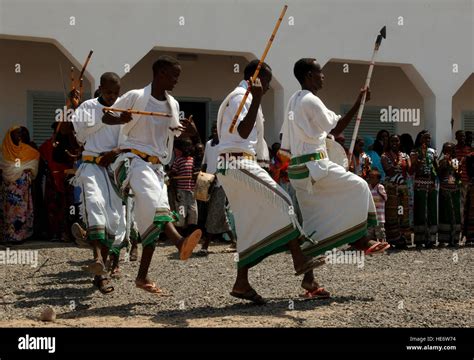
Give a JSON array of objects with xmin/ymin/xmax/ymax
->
[{"xmin": 1, "ymin": 0, "xmax": 473, "ymax": 148}]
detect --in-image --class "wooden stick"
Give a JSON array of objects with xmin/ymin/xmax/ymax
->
[
  {"xmin": 79, "ymin": 78, "xmax": 84, "ymax": 99},
  {"xmin": 53, "ymin": 66, "xmax": 74, "ymax": 144},
  {"xmin": 70, "ymin": 66, "xmax": 75, "ymax": 90},
  {"xmin": 78, "ymin": 50, "xmax": 93, "ymax": 81},
  {"xmin": 103, "ymin": 107, "xmax": 172, "ymax": 118},
  {"xmin": 348, "ymin": 27, "xmax": 386, "ymax": 167},
  {"xmin": 78, "ymin": 50, "xmax": 93, "ymax": 99},
  {"xmin": 228, "ymin": 5, "xmax": 288, "ymax": 133}
]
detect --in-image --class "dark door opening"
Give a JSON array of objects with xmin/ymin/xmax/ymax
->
[{"xmin": 179, "ymin": 101, "xmax": 207, "ymax": 142}]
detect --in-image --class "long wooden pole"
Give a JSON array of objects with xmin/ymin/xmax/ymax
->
[
  {"xmin": 103, "ymin": 107, "xmax": 172, "ymax": 118},
  {"xmin": 228, "ymin": 5, "xmax": 288, "ymax": 133},
  {"xmin": 348, "ymin": 27, "xmax": 386, "ymax": 167}
]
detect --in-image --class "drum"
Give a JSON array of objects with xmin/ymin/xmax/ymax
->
[
  {"xmin": 194, "ymin": 171, "xmax": 216, "ymax": 202},
  {"xmin": 326, "ymin": 137, "xmax": 349, "ymax": 170}
]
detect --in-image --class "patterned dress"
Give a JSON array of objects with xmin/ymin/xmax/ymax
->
[
  {"xmin": 381, "ymin": 151, "xmax": 411, "ymax": 246},
  {"xmin": 1, "ymin": 171, "xmax": 35, "ymax": 243},
  {"xmin": 438, "ymin": 157, "xmax": 461, "ymax": 245},
  {"xmin": 411, "ymin": 147, "xmax": 438, "ymax": 246}
]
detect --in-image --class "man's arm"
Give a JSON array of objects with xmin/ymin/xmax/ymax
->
[
  {"xmin": 237, "ymin": 78, "xmax": 263, "ymax": 139},
  {"xmin": 102, "ymin": 111, "xmax": 132, "ymax": 125},
  {"xmin": 331, "ymin": 88, "xmax": 370, "ymax": 137}
]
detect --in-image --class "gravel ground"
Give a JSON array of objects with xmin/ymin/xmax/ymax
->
[{"xmin": 0, "ymin": 241, "xmax": 472, "ymax": 328}]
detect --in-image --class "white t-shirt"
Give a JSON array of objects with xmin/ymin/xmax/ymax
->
[
  {"xmin": 218, "ymin": 81, "xmax": 259, "ymax": 155},
  {"xmin": 203, "ymin": 139, "xmax": 220, "ymax": 175},
  {"xmin": 114, "ymin": 91, "xmax": 177, "ymax": 158},
  {"xmin": 73, "ymin": 98, "xmax": 122, "ymax": 156}
]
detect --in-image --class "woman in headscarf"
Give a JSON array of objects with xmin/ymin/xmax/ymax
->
[
  {"xmin": 0, "ymin": 126, "xmax": 40, "ymax": 243},
  {"xmin": 365, "ymin": 134, "xmax": 386, "ymax": 181},
  {"xmin": 381, "ymin": 134, "xmax": 412, "ymax": 248},
  {"xmin": 410, "ymin": 130, "xmax": 438, "ymax": 248}
]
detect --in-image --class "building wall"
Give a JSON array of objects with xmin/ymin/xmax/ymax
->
[
  {"xmin": 0, "ymin": 39, "xmax": 92, "ymax": 138},
  {"xmin": 453, "ymin": 73, "xmax": 474, "ymax": 130},
  {"xmin": 319, "ymin": 62, "xmax": 425, "ymax": 138},
  {"xmin": 1, "ymin": 0, "xmax": 472, "ymax": 147}
]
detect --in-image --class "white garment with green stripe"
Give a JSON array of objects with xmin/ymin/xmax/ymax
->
[
  {"xmin": 73, "ymin": 162, "xmax": 126, "ymax": 249},
  {"xmin": 71, "ymin": 98, "xmax": 126, "ymax": 249},
  {"xmin": 110, "ymin": 153, "xmax": 175, "ymax": 247},
  {"xmin": 217, "ymin": 159, "xmax": 303, "ymax": 269},
  {"xmin": 281, "ymin": 90, "xmax": 377, "ymax": 257},
  {"xmin": 216, "ymin": 82, "xmax": 303, "ymax": 269}
]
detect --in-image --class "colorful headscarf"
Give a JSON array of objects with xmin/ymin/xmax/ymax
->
[
  {"xmin": 0, "ymin": 126, "xmax": 40, "ymax": 182},
  {"xmin": 2, "ymin": 126, "xmax": 40, "ymax": 162}
]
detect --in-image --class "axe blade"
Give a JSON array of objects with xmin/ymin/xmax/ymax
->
[{"xmin": 375, "ymin": 25, "xmax": 386, "ymax": 47}]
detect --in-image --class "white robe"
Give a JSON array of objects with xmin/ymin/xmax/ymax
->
[
  {"xmin": 281, "ymin": 90, "xmax": 377, "ymax": 257},
  {"xmin": 216, "ymin": 83, "xmax": 303, "ymax": 268},
  {"xmin": 109, "ymin": 85, "xmax": 181, "ymax": 245},
  {"xmin": 112, "ymin": 84, "xmax": 181, "ymax": 165},
  {"xmin": 72, "ymin": 98, "xmax": 126, "ymax": 249}
]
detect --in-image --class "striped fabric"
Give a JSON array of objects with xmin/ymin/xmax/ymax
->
[
  {"xmin": 370, "ymin": 183, "xmax": 386, "ymax": 223},
  {"xmin": 172, "ymin": 156, "xmax": 195, "ymax": 191}
]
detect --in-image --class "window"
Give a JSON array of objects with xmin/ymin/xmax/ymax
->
[
  {"xmin": 341, "ymin": 105, "xmax": 397, "ymax": 142},
  {"xmin": 462, "ymin": 111, "xmax": 474, "ymax": 132}
]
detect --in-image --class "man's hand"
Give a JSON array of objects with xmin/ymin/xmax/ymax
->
[
  {"xmin": 249, "ymin": 78, "xmax": 263, "ymax": 100},
  {"xmin": 69, "ymin": 89, "xmax": 81, "ymax": 110},
  {"xmin": 98, "ymin": 149, "xmax": 122, "ymax": 167},
  {"xmin": 102, "ymin": 109, "xmax": 132, "ymax": 125},
  {"xmin": 119, "ymin": 110, "xmax": 133, "ymax": 124},
  {"xmin": 357, "ymin": 87, "xmax": 371, "ymax": 104},
  {"xmin": 177, "ymin": 116, "xmax": 198, "ymax": 137}
]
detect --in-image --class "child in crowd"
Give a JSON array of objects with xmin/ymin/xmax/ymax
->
[{"xmin": 368, "ymin": 168, "xmax": 387, "ymax": 243}]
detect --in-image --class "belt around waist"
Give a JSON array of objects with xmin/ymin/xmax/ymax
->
[
  {"xmin": 121, "ymin": 149, "xmax": 161, "ymax": 164},
  {"xmin": 290, "ymin": 151, "xmax": 327, "ymax": 166},
  {"xmin": 82, "ymin": 155, "xmax": 103, "ymax": 165}
]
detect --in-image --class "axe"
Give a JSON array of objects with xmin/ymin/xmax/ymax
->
[{"xmin": 348, "ymin": 26, "xmax": 386, "ymax": 166}]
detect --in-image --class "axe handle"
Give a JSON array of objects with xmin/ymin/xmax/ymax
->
[{"xmin": 347, "ymin": 47, "xmax": 380, "ymax": 164}]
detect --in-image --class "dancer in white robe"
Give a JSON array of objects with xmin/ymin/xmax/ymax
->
[
  {"xmin": 280, "ymin": 58, "xmax": 390, "ymax": 257},
  {"xmin": 72, "ymin": 72, "xmax": 128, "ymax": 293},
  {"xmin": 103, "ymin": 56, "xmax": 201, "ymax": 295},
  {"xmin": 217, "ymin": 61, "xmax": 328, "ymax": 304}
]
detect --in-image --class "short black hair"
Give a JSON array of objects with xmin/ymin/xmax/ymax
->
[
  {"xmin": 100, "ymin": 72, "xmax": 120, "ymax": 86},
  {"xmin": 294, "ymin": 58, "xmax": 317, "ymax": 85},
  {"xmin": 244, "ymin": 60, "xmax": 272, "ymax": 81},
  {"xmin": 153, "ymin": 55, "xmax": 180, "ymax": 77}
]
